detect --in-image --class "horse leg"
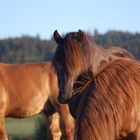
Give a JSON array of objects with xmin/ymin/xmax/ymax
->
[
  {"xmin": 135, "ymin": 126, "xmax": 140, "ymax": 140},
  {"xmin": 0, "ymin": 92, "xmax": 8, "ymax": 140},
  {"xmin": 0, "ymin": 117, "xmax": 8, "ymax": 140},
  {"xmin": 59, "ymin": 105, "xmax": 75, "ymax": 140},
  {"xmin": 49, "ymin": 112, "xmax": 62, "ymax": 140}
]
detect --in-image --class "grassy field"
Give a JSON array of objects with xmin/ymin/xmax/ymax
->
[{"xmin": 6, "ymin": 114, "xmax": 46, "ymax": 139}]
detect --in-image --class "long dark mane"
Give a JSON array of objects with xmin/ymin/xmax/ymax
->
[
  {"xmin": 75, "ymin": 59, "xmax": 140, "ymax": 140},
  {"xmin": 54, "ymin": 30, "xmax": 93, "ymax": 75}
]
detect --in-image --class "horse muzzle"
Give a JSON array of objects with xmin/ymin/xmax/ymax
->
[{"xmin": 58, "ymin": 90, "xmax": 72, "ymax": 104}]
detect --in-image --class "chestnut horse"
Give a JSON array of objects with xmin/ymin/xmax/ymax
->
[
  {"xmin": 53, "ymin": 30, "xmax": 134, "ymax": 104},
  {"xmin": 53, "ymin": 30, "xmax": 138, "ymax": 139},
  {"xmin": 74, "ymin": 59, "xmax": 140, "ymax": 140},
  {"xmin": 0, "ymin": 62, "xmax": 74, "ymax": 140}
]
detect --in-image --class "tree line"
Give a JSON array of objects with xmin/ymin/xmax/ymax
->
[{"xmin": 0, "ymin": 30, "xmax": 140, "ymax": 64}]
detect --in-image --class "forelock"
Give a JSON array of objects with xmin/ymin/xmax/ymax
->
[
  {"xmin": 54, "ymin": 31, "xmax": 92, "ymax": 75},
  {"xmin": 64, "ymin": 32, "xmax": 91, "ymax": 72}
]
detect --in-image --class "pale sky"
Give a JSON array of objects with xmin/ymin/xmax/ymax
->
[{"xmin": 0, "ymin": 0, "xmax": 140, "ymax": 39}]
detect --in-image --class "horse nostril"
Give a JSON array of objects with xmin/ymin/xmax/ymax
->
[{"xmin": 58, "ymin": 92, "xmax": 66, "ymax": 104}]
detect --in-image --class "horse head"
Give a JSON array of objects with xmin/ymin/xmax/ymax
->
[{"xmin": 53, "ymin": 30, "xmax": 93, "ymax": 103}]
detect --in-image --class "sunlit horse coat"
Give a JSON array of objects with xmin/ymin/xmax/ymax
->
[
  {"xmin": 53, "ymin": 30, "xmax": 137, "ymax": 140},
  {"xmin": 0, "ymin": 62, "xmax": 74, "ymax": 140},
  {"xmin": 75, "ymin": 59, "xmax": 140, "ymax": 140}
]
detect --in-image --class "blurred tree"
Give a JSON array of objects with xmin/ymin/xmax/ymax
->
[{"xmin": 0, "ymin": 31, "xmax": 140, "ymax": 64}]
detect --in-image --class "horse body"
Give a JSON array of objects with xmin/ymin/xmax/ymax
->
[
  {"xmin": 0, "ymin": 62, "xmax": 74, "ymax": 140},
  {"xmin": 75, "ymin": 59, "xmax": 140, "ymax": 140},
  {"xmin": 1, "ymin": 62, "xmax": 51, "ymax": 117}
]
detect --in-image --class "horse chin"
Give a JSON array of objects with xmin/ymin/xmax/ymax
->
[{"xmin": 58, "ymin": 93, "xmax": 71, "ymax": 104}]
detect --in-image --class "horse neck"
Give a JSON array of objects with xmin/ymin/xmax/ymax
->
[
  {"xmin": 90, "ymin": 44, "xmax": 110, "ymax": 75},
  {"xmin": 107, "ymin": 47, "xmax": 135, "ymax": 61}
]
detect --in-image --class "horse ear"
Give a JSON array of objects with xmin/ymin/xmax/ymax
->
[
  {"xmin": 77, "ymin": 29, "xmax": 84, "ymax": 42},
  {"xmin": 53, "ymin": 30, "xmax": 63, "ymax": 44}
]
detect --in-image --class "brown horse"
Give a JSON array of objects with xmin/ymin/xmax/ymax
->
[
  {"xmin": 53, "ymin": 30, "xmax": 139, "ymax": 139},
  {"xmin": 53, "ymin": 30, "xmax": 134, "ymax": 104},
  {"xmin": 74, "ymin": 59, "xmax": 140, "ymax": 140},
  {"xmin": 0, "ymin": 62, "xmax": 74, "ymax": 140}
]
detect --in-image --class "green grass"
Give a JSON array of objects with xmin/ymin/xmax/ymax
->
[{"xmin": 6, "ymin": 114, "xmax": 44, "ymax": 137}]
